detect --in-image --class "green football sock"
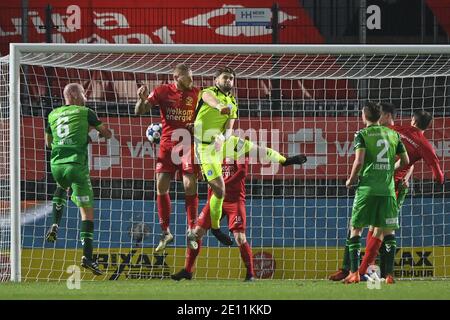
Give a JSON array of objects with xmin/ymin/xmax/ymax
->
[
  {"xmin": 265, "ymin": 148, "xmax": 286, "ymax": 164},
  {"xmin": 209, "ymin": 194, "xmax": 224, "ymax": 230},
  {"xmin": 383, "ymin": 234, "xmax": 396, "ymax": 276},
  {"xmin": 342, "ymin": 237, "xmax": 351, "ymax": 271},
  {"xmin": 379, "ymin": 241, "xmax": 386, "ymax": 277},
  {"xmin": 348, "ymin": 235, "xmax": 361, "ymax": 273},
  {"xmin": 52, "ymin": 186, "xmax": 67, "ymax": 225},
  {"xmin": 80, "ymin": 220, "xmax": 94, "ymax": 260}
]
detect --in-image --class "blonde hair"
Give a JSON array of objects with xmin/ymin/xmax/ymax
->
[{"xmin": 173, "ymin": 63, "xmax": 191, "ymax": 75}]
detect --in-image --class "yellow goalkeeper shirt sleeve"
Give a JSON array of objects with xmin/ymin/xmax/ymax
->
[{"xmin": 193, "ymin": 86, "xmax": 238, "ymax": 144}]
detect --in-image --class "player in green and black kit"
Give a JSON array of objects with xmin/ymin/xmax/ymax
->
[
  {"xmin": 343, "ymin": 102, "xmax": 409, "ymax": 284},
  {"xmin": 193, "ymin": 67, "xmax": 307, "ymax": 245},
  {"xmin": 44, "ymin": 83, "xmax": 112, "ymax": 275}
]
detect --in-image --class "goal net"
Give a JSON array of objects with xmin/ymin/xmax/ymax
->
[{"xmin": 1, "ymin": 44, "xmax": 449, "ymax": 281}]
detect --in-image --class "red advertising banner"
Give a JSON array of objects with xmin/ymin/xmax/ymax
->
[
  {"xmin": 0, "ymin": 0, "xmax": 323, "ymax": 55},
  {"xmin": 21, "ymin": 117, "xmax": 47, "ymax": 180},
  {"xmin": 21, "ymin": 116, "xmax": 449, "ymax": 181}
]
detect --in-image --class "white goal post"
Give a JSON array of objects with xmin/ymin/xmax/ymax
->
[{"xmin": 4, "ymin": 43, "xmax": 450, "ymax": 282}]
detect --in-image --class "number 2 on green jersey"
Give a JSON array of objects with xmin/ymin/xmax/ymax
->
[{"xmin": 376, "ymin": 139, "xmax": 389, "ymax": 163}]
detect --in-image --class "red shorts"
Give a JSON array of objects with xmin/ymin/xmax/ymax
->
[
  {"xmin": 155, "ymin": 143, "xmax": 199, "ymax": 177},
  {"xmin": 197, "ymin": 199, "xmax": 246, "ymax": 233}
]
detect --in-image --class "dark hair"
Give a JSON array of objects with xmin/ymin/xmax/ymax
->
[
  {"xmin": 173, "ymin": 63, "xmax": 191, "ymax": 74},
  {"xmin": 413, "ymin": 110, "xmax": 432, "ymax": 130},
  {"xmin": 363, "ymin": 101, "xmax": 381, "ymax": 122},
  {"xmin": 380, "ymin": 102, "xmax": 396, "ymax": 117},
  {"xmin": 214, "ymin": 66, "xmax": 236, "ymax": 78}
]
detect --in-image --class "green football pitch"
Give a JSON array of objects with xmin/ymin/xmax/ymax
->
[{"xmin": 0, "ymin": 279, "xmax": 449, "ymax": 300}]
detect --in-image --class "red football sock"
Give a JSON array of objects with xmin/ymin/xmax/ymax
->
[
  {"xmin": 366, "ymin": 229, "xmax": 375, "ymax": 265},
  {"xmin": 157, "ymin": 194, "xmax": 171, "ymax": 232},
  {"xmin": 185, "ymin": 239, "xmax": 202, "ymax": 273},
  {"xmin": 185, "ymin": 194, "xmax": 198, "ymax": 229},
  {"xmin": 359, "ymin": 236, "xmax": 382, "ymax": 275},
  {"xmin": 366, "ymin": 229, "xmax": 373, "ymax": 245},
  {"xmin": 239, "ymin": 242, "xmax": 254, "ymax": 277}
]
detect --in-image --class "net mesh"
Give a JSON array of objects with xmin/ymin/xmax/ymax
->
[
  {"xmin": 2, "ymin": 50, "xmax": 449, "ymax": 281},
  {"xmin": 0, "ymin": 57, "xmax": 11, "ymax": 281}
]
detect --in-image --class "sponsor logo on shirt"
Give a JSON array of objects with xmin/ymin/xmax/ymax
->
[
  {"xmin": 166, "ymin": 107, "xmax": 194, "ymax": 122},
  {"xmin": 399, "ymin": 133, "xmax": 419, "ymax": 149},
  {"xmin": 184, "ymin": 96, "xmax": 194, "ymax": 107}
]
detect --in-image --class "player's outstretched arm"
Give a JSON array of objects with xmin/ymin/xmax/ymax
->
[
  {"xmin": 346, "ymin": 148, "xmax": 365, "ymax": 188},
  {"xmin": 422, "ymin": 143, "xmax": 445, "ymax": 184},
  {"xmin": 135, "ymin": 85, "xmax": 152, "ymax": 115},
  {"xmin": 202, "ymin": 91, "xmax": 230, "ymax": 115}
]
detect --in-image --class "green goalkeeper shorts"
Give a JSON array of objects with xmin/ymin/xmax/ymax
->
[
  {"xmin": 195, "ymin": 136, "xmax": 253, "ymax": 182},
  {"xmin": 351, "ymin": 192, "xmax": 399, "ymax": 230},
  {"xmin": 51, "ymin": 163, "xmax": 94, "ymax": 208}
]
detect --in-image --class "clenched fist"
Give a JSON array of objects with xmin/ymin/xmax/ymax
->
[{"xmin": 137, "ymin": 85, "xmax": 149, "ymax": 101}]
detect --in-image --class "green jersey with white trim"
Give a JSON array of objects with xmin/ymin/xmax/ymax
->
[
  {"xmin": 193, "ymin": 86, "xmax": 238, "ymax": 143},
  {"xmin": 353, "ymin": 124, "xmax": 406, "ymax": 196},
  {"xmin": 46, "ymin": 105, "xmax": 102, "ymax": 166}
]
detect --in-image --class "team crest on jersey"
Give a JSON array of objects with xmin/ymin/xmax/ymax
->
[
  {"xmin": 207, "ymin": 170, "xmax": 213, "ymax": 176},
  {"xmin": 156, "ymin": 162, "xmax": 163, "ymax": 170},
  {"xmin": 184, "ymin": 96, "xmax": 194, "ymax": 107}
]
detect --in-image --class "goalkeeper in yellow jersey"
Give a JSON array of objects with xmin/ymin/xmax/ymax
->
[
  {"xmin": 193, "ymin": 66, "xmax": 307, "ymax": 245},
  {"xmin": 173, "ymin": 134, "xmax": 307, "ymax": 281}
]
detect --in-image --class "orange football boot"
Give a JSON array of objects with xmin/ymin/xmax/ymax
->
[
  {"xmin": 385, "ymin": 274, "xmax": 395, "ymax": 284},
  {"xmin": 328, "ymin": 269, "xmax": 349, "ymax": 281},
  {"xmin": 343, "ymin": 271, "xmax": 360, "ymax": 284}
]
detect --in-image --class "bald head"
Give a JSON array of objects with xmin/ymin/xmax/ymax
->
[{"xmin": 63, "ymin": 83, "xmax": 86, "ymax": 106}]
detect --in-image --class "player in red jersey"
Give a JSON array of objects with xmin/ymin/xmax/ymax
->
[
  {"xmin": 171, "ymin": 153, "xmax": 255, "ymax": 281},
  {"xmin": 329, "ymin": 104, "xmax": 445, "ymax": 283},
  {"xmin": 170, "ymin": 136, "xmax": 307, "ymax": 281},
  {"xmin": 135, "ymin": 64, "xmax": 200, "ymax": 252}
]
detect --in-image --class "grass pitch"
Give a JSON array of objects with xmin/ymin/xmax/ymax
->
[{"xmin": 0, "ymin": 279, "xmax": 449, "ymax": 300}]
